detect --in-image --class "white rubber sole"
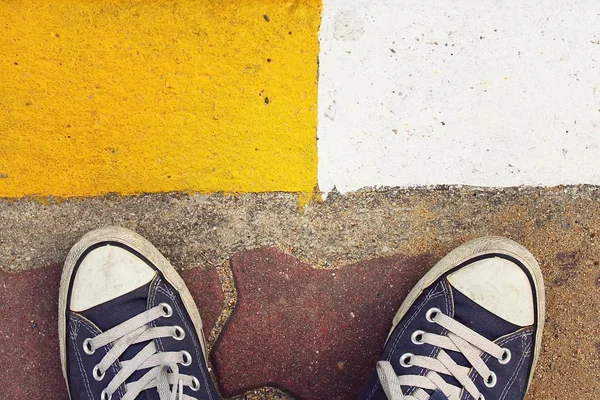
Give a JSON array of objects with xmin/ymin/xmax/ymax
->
[
  {"xmin": 58, "ymin": 226, "xmax": 209, "ymax": 395},
  {"xmin": 387, "ymin": 236, "xmax": 545, "ymax": 394}
]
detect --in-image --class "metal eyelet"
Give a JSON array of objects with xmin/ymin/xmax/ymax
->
[
  {"xmin": 411, "ymin": 330, "xmax": 425, "ymax": 345},
  {"xmin": 181, "ymin": 350, "xmax": 192, "ymax": 366},
  {"xmin": 498, "ymin": 348, "xmax": 511, "ymax": 365},
  {"xmin": 83, "ymin": 338, "xmax": 95, "ymax": 355},
  {"xmin": 160, "ymin": 302, "xmax": 173, "ymax": 317},
  {"xmin": 426, "ymin": 307, "xmax": 441, "ymax": 323},
  {"xmin": 399, "ymin": 353, "xmax": 414, "ymax": 368},
  {"xmin": 100, "ymin": 390, "xmax": 111, "ymax": 400},
  {"xmin": 92, "ymin": 365, "xmax": 105, "ymax": 381},
  {"xmin": 478, "ymin": 395, "xmax": 485, "ymax": 400},
  {"xmin": 173, "ymin": 326, "xmax": 185, "ymax": 341},
  {"xmin": 484, "ymin": 371, "xmax": 497, "ymax": 388},
  {"xmin": 190, "ymin": 376, "xmax": 201, "ymax": 391}
]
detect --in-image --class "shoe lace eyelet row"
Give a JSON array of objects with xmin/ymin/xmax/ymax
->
[
  {"xmin": 81, "ymin": 302, "xmax": 202, "ymax": 399},
  {"xmin": 400, "ymin": 308, "xmax": 511, "ymax": 396}
]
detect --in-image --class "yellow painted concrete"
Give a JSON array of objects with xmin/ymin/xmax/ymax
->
[{"xmin": 0, "ymin": 0, "xmax": 320, "ymax": 197}]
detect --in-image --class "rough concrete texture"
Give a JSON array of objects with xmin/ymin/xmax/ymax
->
[{"xmin": 1, "ymin": 186, "xmax": 600, "ymax": 398}]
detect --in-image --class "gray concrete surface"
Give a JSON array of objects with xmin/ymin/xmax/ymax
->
[{"xmin": 2, "ymin": 185, "xmax": 600, "ymax": 272}]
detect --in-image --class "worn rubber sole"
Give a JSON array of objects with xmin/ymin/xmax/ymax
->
[
  {"xmin": 387, "ymin": 236, "xmax": 546, "ymax": 395},
  {"xmin": 58, "ymin": 226, "xmax": 210, "ymax": 398}
]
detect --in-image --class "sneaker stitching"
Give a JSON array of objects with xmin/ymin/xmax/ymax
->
[
  {"xmin": 156, "ymin": 284, "xmax": 214, "ymax": 400},
  {"xmin": 471, "ymin": 329, "xmax": 532, "ymax": 400},
  {"xmin": 441, "ymin": 280, "xmax": 452, "ymax": 317},
  {"xmin": 366, "ymin": 283, "xmax": 445, "ymax": 399},
  {"xmin": 386, "ymin": 290, "xmax": 442, "ymax": 361},
  {"xmin": 77, "ymin": 318, "xmax": 125, "ymax": 398},
  {"xmin": 149, "ymin": 280, "xmax": 166, "ymax": 353},
  {"xmin": 499, "ymin": 333, "xmax": 531, "ymax": 400},
  {"xmin": 387, "ymin": 288, "xmax": 445, "ymax": 359},
  {"xmin": 70, "ymin": 319, "xmax": 95, "ymax": 400},
  {"xmin": 154, "ymin": 285, "xmax": 175, "ymax": 351}
]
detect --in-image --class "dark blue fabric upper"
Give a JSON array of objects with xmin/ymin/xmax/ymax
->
[
  {"xmin": 430, "ymin": 390, "xmax": 450, "ymax": 400},
  {"xmin": 65, "ymin": 248, "xmax": 220, "ymax": 400},
  {"xmin": 359, "ymin": 261, "xmax": 536, "ymax": 400}
]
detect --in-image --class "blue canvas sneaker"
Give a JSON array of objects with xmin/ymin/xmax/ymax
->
[
  {"xmin": 59, "ymin": 227, "xmax": 220, "ymax": 400},
  {"xmin": 359, "ymin": 237, "xmax": 545, "ymax": 400}
]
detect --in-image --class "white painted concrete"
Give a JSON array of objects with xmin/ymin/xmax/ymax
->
[{"xmin": 318, "ymin": 0, "xmax": 600, "ymax": 193}]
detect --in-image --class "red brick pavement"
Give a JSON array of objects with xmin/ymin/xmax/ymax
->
[{"xmin": 212, "ymin": 248, "xmax": 433, "ymax": 400}]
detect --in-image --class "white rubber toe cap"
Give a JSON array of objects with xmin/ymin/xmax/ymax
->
[
  {"xmin": 448, "ymin": 257, "xmax": 534, "ymax": 326},
  {"xmin": 70, "ymin": 244, "xmax": 156, "ymax": 312}
]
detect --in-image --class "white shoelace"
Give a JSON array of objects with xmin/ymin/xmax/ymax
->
[
  {"xmin": 377, "ymin": 308, "xmax": 512, "ymax": 400},
  {"xmin": 82, "ymin": 303, "xmax": 200, "ymax": 400}
]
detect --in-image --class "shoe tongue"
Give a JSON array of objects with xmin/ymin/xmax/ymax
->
[
  {"xmin": 80, "ymin": 281, "xmax": 151, "ymax": 330},
  {"xmin": 450, "ymin": 284, "xmax": 521, "ymax": 341},
  {"xmin": 79, "ymin": 280, "xmax": 159, "ymax": 400}
]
